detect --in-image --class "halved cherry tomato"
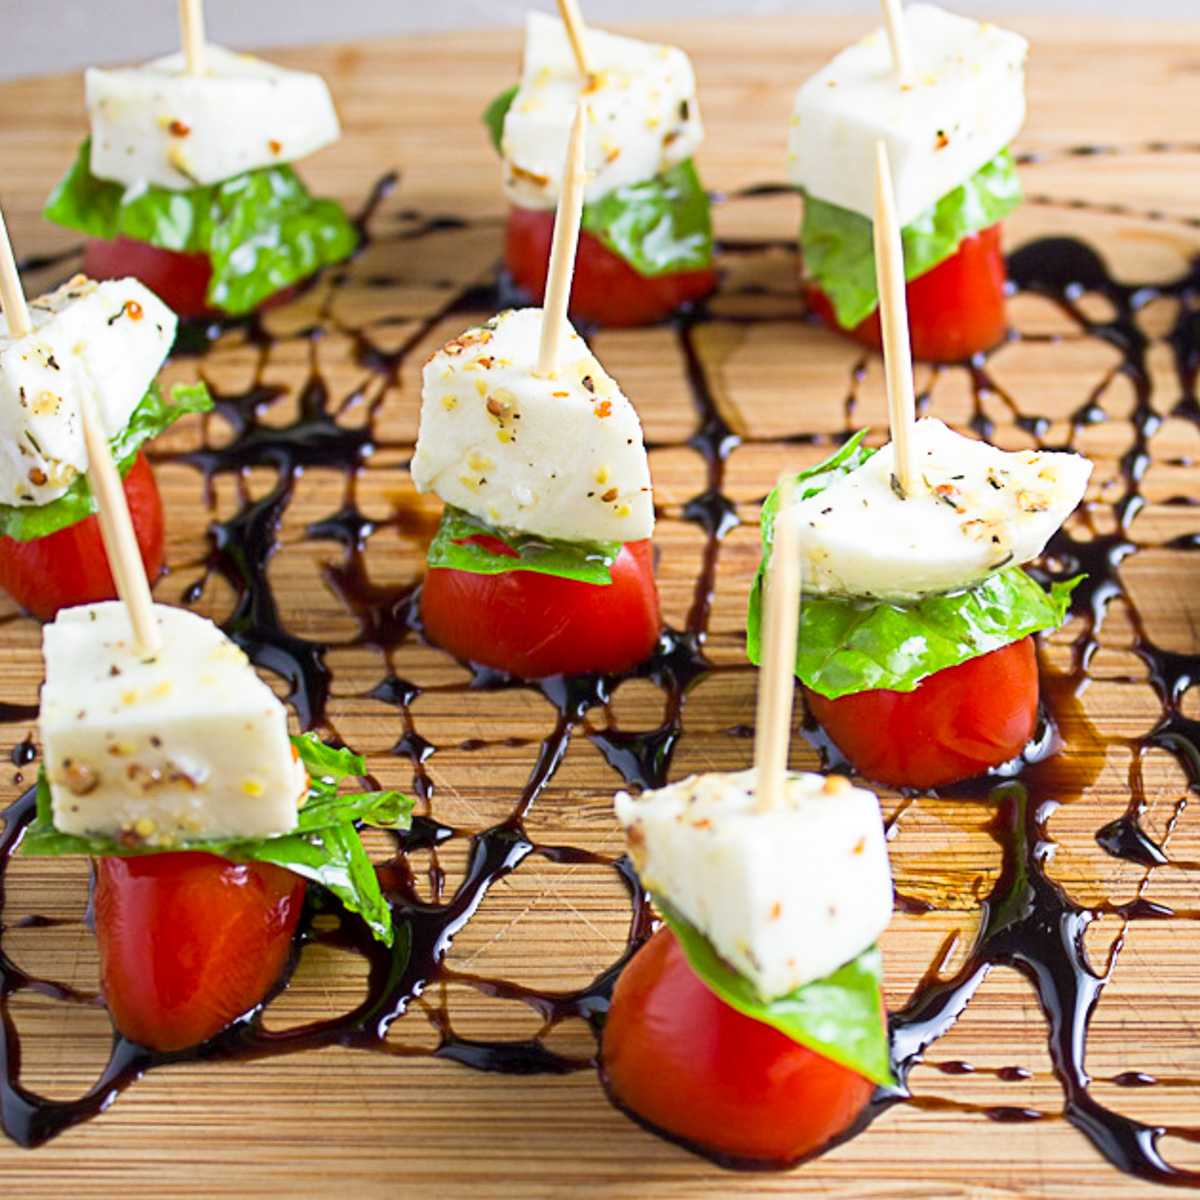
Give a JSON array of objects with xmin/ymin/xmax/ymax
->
[
  {"xmin": 806, "ymin": 223, "xmax": 1008, "ymax": 363},
  {"xmin": 95, "ymin": 851, "xmax": 307, "ymax": 1051},
  {"xmin": 505, "ymin": 206, "xmax": 716, "ymax": 327},
  {"xmin": 82, "ymin": 237, "xmax": 298, "ymax": 319},
  {"xmin": 803, "ymin": 635, "xmax": 1039, "ymax": 789},
  {"xmin": 0, "ymin": 450, "xmax": 163, "ymax": 621},
  {"xmin": 420, "ymin": 537, "xmax": 660, "ymax": 678},
  {"xmin": 601, "ymin": 925, "xmax": 876, "ymax": 1167}
]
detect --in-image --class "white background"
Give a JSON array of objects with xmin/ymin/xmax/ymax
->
[{"xmin": 1, "ymin": 0, "xmax": 1195, "ymax": 81}]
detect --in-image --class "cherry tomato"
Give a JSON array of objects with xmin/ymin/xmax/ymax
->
[
  {"xmin": 95, "ymin": 851, "xmax": 307, "ymax": 1051},
  {"xmin": 82, "ymin": 237, "xmax": 298, "ymax": 319},
  {"xmin": 0, "ymin": 451, "xmax": 163, "ymax": 621},
  {"xmin": 83, "ymin": 237, "xmax": 218, "ymax": 319},
  {"xmin": 804, "ymin": 635, "xmax": 1039, "ymax": 790},
  {"xmin": 601, "ymin": 925, "xmax": 876, "ymax": 1167},
  {"xmin": 806, "ymin": 223, "xmax": 1009, "ymax": 363},
  {"xmin": 420, "ymin": 537, "xmax": 660, "ymax": 678},
  {"xmin": 505, "ymin": 206, "xmax": 716, "ymax": 327}
]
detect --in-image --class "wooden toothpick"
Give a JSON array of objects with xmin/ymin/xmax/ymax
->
[
  {"xmin": 536, "ymin": 101, "xmax": 588, "ymax": 377},
  {"xmin": 179, "ymin": 0, "xmax": 207, "ymax": 76},
  {"xmin": 79, "ymin": 397, "xmax": 164, "ymax": 656},
  {"xmin": 0, "ymin": 203, "xmax": 31, "ymax": 339},
  {"xmin": 556, "ymin": 0, "xmax": 592, "ymax": 79},
  {"xmin": 880, "ymin": 0, "xmax": 914, "ymax": 86},
  {"xmin": 873, "ymin": 140, "xmax": 918, "ymax": 498},
  {"xmin": 753, "ymin": 479, "xmax": 801, "ymax": 813}
]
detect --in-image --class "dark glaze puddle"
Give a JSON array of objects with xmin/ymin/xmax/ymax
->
[{"xmin": 1, "ymin": 153, "xmax": 1200, "ymax": 1188}]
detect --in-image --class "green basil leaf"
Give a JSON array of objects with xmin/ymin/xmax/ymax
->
[
  {"xmin": 291, "ymin": 733, "xmax": 414, "ymax": 832},
  {"xmin": 801, "ymin": 149, "xmax": 1023, "ymax": 330},
  {"xmin": 198, "ymin": 168, "xmax": 358, "ymax": 315},
  {"xmin": 44, "ymin": 141, "xmax": 357, "ymax": 314},
  {"xmin": 427, "ymin": 505, "xmax": 619, "ymax": 584},
  {"xmin": 22, "ymin": 734, "xmax": 409, "ymax": 946},
  {"xmin": 0, "ymin": 381, "xmax": 213, "ymax": 542},
  {"xmin": 483, "ymin": 85, "xmax": 519, "ymax": 155},
  {"xmin": 788, "ymin": 569, "xmax": 1080, "ymax": 698},
  {"xmin": 658, "ymin": 897, "xmax": 894, "ymax": 1086},
  {"xmin": 746, "ymin": 436, "xmax": 1081, "ymax": 696},
  {"xmin": 581, "ymin": 159, "xmax": 714, "ymax": 277},
  {"xmin": 44, "ymin": 141, "xmax": 197, "ymax": 248},
  {"xmin": 292, "ymin": 732, "xmax": 366, "ymax": 789},
  {"xmin": 237, "ymin": 821, "xmax": 394, "ymax": 946}
]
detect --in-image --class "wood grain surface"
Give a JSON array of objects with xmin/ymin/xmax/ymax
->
[{"xmin": 1, "ymin": 16, "xmax": 1199, "ymax": 1199}]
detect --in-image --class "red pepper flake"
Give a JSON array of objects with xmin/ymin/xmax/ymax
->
[
  {"xmin": 268, "ymin": 139, "xmax": 282, "ymax": 155},
  {"xmin": 600, "ymin": 487, "xmax": 619, "ymax": 503},
  {"xmin": 552, "ymin": 391, "xmax": 569, "ymax": 398},
  {"xmin": 595, "ymin": 400, "xmax": 612, "ymax": 418},
  {"xmin": 935, "ymin": 130, "xmax": 950, "ymax": 150},
  {"xmin": 126, "ymin": 300, "xmax": 143, "ymax": 321},
  {"xmin": 769, "ymin": 901, "xmax": 782, "ymax": 921},
  {"xmin": 168, "ymin": 119, "xmax": 191, "ymax": 137}
]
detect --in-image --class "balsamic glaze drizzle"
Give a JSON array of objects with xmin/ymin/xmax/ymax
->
[{"xmin": 1, "ymin": 152, "xmax": 1199, "ymax": 1188}]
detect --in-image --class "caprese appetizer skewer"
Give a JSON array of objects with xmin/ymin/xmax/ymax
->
[
  {"xmin": 43, "ymin": 0, "xmax": 357, "ymax": 319},
  {"xmin": 413, "ymin": 103, "xmax": 660, "ymax": 679},
  {"xmin": 0, "ymin": 200, "xmax": 210, "ymax": 619},
  {"xmin": 17, "ymin": 269, "xmax": 406, "ymax": 1053},
  {"xmin": 486, "ymin": 2, "xmax": 716, "ymax": 327},
  {"xmin": 788, "ymin": 2, "xmax": 1027, "ymax": 362},
  {"xmin": 603, "ymin": 498, "xmax": 895, "ymax": 1166},
  {"xmin": 748, "ymin": 145, "xmax": 1091, "ymax": 789}
]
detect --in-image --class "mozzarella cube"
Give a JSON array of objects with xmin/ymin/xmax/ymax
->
[
  {"xmin": 87, "ymin": 44, "xmax": 340, "ymax": 191},
  {"xmin": 787, "ymin": 4, "xmax": 1027, "ymax": 226},
  {"xmin": 616, "ymin": 768, "xmax": 893, "ymax": 1000},
  {"xmin": 502, "ymin": 12, "xmax": 703, "ymax": 209},
  {"xmin": 411, "ymin": 308, "xmax": 654, "ymax": 544},
  {"xmin": 791, "ymin": 418, "xmax": 1092, "ymax": 600},
  {"xmin": 0, "ymin": 275, "xmax": 176, "ymax": 508},
  {"xmin": 40, "ymin": 602, "xmax": 309, "ymax": 844}
]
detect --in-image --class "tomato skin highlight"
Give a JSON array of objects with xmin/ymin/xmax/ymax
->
[
  {"xmin": 0, "ymin": 451, "xmax": 164, "ymax": 621},
  {"xmin": 420, "ymin": 538, "xmax": 660, "ymax": 679},
  {"xmin": 806, "ymin": 223, "xmax": 1009, "ymax": 363},
  {"xmin": 601, "ymin": 925, "xmax": 876, "ymax": 1167},
  {"xmin": 804, "ymin": 635, "xmax": 1039, "ymax": 790},
  {"xmin": 505, "ymin": 206, "xmax": 716, "ymax": 327},
  {"xmin": 95, "ymin": 851, "xmax": 307, "ymax": 1052}
]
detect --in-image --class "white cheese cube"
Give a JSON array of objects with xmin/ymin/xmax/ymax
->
[
  {"xmin": 502, "ymin": 12, "xmax": 703, "ymax": 209},
  {"xmin": 411, "ymin": 308, "xmax": 654, "ymax": 544},
  {"xmin": 87, "ymin": 44, "xmax": 340, "ymax": 191},
  {"xmin": 0, "ymin": 275, "xmax": 176, "ymax": 508},
  {"xmin": 40, "ymin": 602, "xmax": 309, "ymax": 844},
  {"xmin": 787, "ymin": 4, "xmax": 1027, "ymax": 226},
  {"xmin": 791, "ymin": 418, "xmax": 1092, "ymax": 601},
  {"xmin": 616, "ymin": 768, "xmax": 893, "ymax": 1001}
]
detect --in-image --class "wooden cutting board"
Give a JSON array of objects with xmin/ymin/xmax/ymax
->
[{"xmin": 1, "ymin": 16, "xmax": 1199, "ymax": 1199}]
